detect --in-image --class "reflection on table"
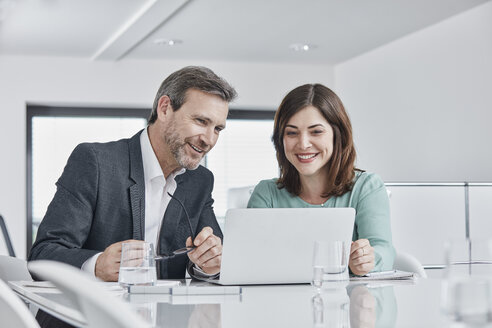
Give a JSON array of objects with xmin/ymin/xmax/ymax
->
[
  {"xmin": 12, "ymin": 275, "xmax": 462, "ymax": 328},
  {"xmin": 123, "ymin": 282, "xmax": 397, "ymax": 328}
]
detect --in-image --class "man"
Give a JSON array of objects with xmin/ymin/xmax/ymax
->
[{"xmin": 29, "ymin": 66, "xmax": 237, "ymax": 282}]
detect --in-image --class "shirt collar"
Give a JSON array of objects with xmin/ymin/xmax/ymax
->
[{"xmin": 140, "ymin": 127, "xmax": 185, "ymax": 183}]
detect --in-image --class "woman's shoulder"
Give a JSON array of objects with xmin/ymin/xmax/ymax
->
[
  {"xmin": 248, "ymin": 178, "xmax": 283, "ymax": 208},
  {"xmin": 352, "ymin": 171, "xmax": 386, "ymax": 196},
  {"xmin": 354, "ymin": 171, "xmax": 385, "ymax": 186},
  {"xmin": 253, "ymin": 178, "xmax": 279, "ymax": 193}
]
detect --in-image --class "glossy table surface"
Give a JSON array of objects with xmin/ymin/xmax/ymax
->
[{"xmin": 9, "ymin": 270, "xmax": 486, "ymax": 328}]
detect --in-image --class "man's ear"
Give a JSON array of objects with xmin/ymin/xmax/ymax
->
[{"xmin": 156, "ymin": 95, "xmax": 173, "ymax": 121}]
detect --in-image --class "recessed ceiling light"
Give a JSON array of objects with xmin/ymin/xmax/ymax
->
[
  {"xmin": 289, "ymin": 43, "xmax": 317, "ymax": 52},
  {"xmin": 153, "ymin": 39, "xmax": 183, "ymax": 46}
]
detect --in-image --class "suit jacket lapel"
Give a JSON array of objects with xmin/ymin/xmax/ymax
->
[{"xmin": 128, "ymin": 130, "xmax": 145, "ymax": 240}]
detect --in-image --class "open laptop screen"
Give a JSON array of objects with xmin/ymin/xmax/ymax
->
[{"xmin": 217, "ymin": 208, "xmax": 355, "ymax": 285}]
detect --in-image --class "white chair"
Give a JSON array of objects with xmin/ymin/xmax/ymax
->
[
  {"xmin": 0, "ymin": 255, "xmax": 32, "ymax": 282},
  {"xmin": 28, "ymin": 260, "xmax": 150, "ymax": 328},
  {"xmin": 227, "ymin": 185, "xmax": 255, "ymax": 209},
  {"xmin": 0, "ymin": 279, "xmax": 40, "ymax": 328},
  {"xmin": 393, "ymin": 250, "xmax": 427, "ymax": 278}
]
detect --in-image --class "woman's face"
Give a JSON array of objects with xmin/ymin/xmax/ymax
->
[{"xmin": 282, "ymin": 106, "xmax": 334, "ymax": 180}]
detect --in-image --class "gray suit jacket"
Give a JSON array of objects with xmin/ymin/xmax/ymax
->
[{"xmin": 29, "ymin": 130, "xmax": 222, "ymax": 279}]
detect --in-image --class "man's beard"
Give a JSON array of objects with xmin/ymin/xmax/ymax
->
[{"xmin": 164, "ymin": 124, "xmax": 206, "ymax": 170}]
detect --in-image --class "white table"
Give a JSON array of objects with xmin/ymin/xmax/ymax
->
[{"xmin": 9, "ymin": 271, "xmax": 464, "ymax": 328}]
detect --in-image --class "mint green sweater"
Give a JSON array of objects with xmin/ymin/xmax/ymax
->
[{"xmin": 247, "ymin": 171, "xmax": 395, "ymax": 271}]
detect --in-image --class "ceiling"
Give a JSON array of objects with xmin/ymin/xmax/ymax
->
[{"xmin": 0, "ymin": 0, "xmax": 489, "ymax": 65}]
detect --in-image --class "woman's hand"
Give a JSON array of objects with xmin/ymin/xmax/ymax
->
[
  {"xmin": 349, "ymin": 239, "xmax": 375, "ymax": 276},
  {"xmin": 349, "ymin": 285, "xmax": 376, "ymax": 328}
]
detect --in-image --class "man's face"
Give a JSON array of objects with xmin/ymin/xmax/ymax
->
[{"xmin": 163, "ymin": 89, "xmax": 228, "ymax": 170}]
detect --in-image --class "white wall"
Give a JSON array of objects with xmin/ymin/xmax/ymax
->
[
  {"xmin": 334, "ymin": 1, "xmax": 492, "ymax": 182},
  {"xmin": 0, "ymin": 55, "xmax": 334, "ymax": 258}
]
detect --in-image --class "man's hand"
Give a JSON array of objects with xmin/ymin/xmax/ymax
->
[
  {"xmin": 95, "ymin": 239, "xmax": 141, "ymax": 281},
  {"xmin": 186, "ymin": 227, "xmax": 222, "ymax": 275},
  {"xmin": 349, "ymin": 239, "xmax": 375, "ymax": 276}
]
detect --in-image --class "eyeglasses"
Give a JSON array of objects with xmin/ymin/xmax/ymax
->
[{"xmin": 154, "ymin": 192, "xmax": 196, "ymax": 260}]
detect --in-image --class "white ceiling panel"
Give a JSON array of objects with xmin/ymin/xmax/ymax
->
[
  {"xmin": 0, "ymin": 0, "xmax": 148, "ymax": 57},
  {"xmin": 0, "ymin": 0, "xmax": 489, "ymax": 64}
]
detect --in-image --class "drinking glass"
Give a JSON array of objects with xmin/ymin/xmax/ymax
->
[
  {"xmin": 441, "ymin": 239, "xmax": 492, "ymax": 325},
  {"xmin": 118, "ymin": 242, "xmax": 157, "ymax": 288},
  {"xmin": 312, "ymin": 241, "xmax": 349, "ymax": 289}
]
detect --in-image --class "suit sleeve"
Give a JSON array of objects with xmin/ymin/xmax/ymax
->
[{"xmin": 28, "ymin": 143, "xmax": 100, "ymax": 268}]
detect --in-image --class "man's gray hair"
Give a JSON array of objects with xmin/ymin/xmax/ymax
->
[{"xmin": 148, "ymin": 66, "xmax": 237, "ymax": 124}]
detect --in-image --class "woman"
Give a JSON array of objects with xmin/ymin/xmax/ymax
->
[{"xmin": 247, "ymin": 84, "xmax": 395, "ymax": 275}]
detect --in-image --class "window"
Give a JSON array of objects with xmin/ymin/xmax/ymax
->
[{"xmin": 27, "ymin": 105, "xmax": 148, "ymax": 254}]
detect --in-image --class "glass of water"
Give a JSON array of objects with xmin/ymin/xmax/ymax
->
[
  {"xmin": 312, "ymin": 241, "xmax": 349, "ymax": 289},
  {"xmin": 118, "ymin": 242, "xmax": 157, "ymax": 288}
]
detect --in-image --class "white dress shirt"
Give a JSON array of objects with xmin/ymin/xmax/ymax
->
[{"xmin": 140, "ymin": 127, "xmax": 185, "ymax": 246}]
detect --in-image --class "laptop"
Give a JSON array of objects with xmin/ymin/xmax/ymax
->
[{"xmin": 211, "ymin": 208, "xmax": 355, "ymax": 285}]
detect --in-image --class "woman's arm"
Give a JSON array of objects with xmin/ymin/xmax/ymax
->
[{"xmin": 353, "ymin": 174, "xmax": 395, "ymax": 272}]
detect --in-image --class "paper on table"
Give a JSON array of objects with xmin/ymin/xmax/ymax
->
[{"xmin": 350, "ymin": 270, "xmax": 416, "ymax": 281}]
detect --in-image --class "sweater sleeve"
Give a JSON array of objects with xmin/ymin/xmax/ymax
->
[{"xmin": 354, "ymin": 174, "xmax": 395, "ymax": 271}]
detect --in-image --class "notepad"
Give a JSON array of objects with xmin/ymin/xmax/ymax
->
[{"xmin": 349, "ymin": 270, "xmax": 416, "ymax": 281}]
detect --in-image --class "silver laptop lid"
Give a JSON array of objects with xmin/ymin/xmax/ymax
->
[{"xmin": 219, "ymin": 208, "xmax": 355, "ymax": 285}]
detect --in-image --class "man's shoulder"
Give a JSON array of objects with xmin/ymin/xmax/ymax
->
[
  {"xmin": 182, "ymin": 165, "xmax": 213, "ymax": 181},
  {"xmin": 73, "ymin": 132, "xmax": 141, "ymax": 160},
  {"xmin": 177, "ymin": 166, "xmax": 214, "ymax": 196}
]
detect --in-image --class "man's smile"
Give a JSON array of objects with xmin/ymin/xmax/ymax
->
[{"xmin": 188, "ymin": 142, "xmax": 205, "ymax": 154}]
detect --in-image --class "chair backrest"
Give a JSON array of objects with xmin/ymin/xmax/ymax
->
[
  {"xmin": 227, "ymin": 185, "xmax": 255, "ymax": 209},
  {"xmin": 393, "ymin": 250, "xmax": 427, "ymax": 278},
  {"xmin": 0, "ymin": 215, "xmax": 16, "ymax": 257},
  {"xmin": 28, "ymin": 260, "xmax": 150, "ymax": 328},
  {"xmin": 0, "ymin": 279, "xmax": 40, "ymax": 328},
  {"xmin": 0, "ymin": 255, "xmax": 32, "ymax": 282}
]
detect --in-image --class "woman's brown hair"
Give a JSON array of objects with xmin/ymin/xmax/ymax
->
[{"xmin": 272, "ymin": 84, "xmax": 359, "ymax": 197}]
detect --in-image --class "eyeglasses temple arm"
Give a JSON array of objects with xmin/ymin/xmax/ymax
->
[{"xmin": 167, "ymin": 192, "xmax": 195, "ymax": 242}]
